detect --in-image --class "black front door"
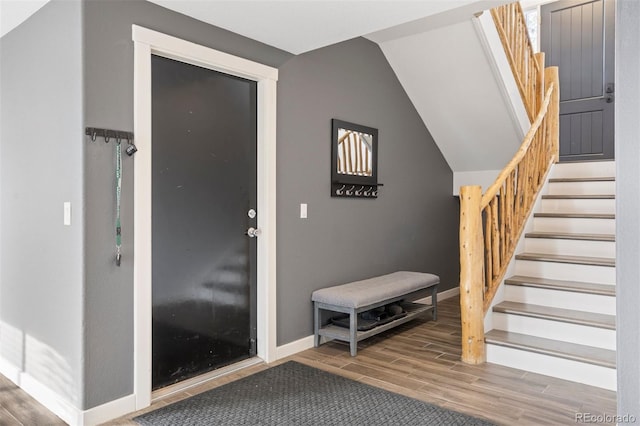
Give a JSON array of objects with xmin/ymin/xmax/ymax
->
[
  {"xmin": 541, "ymin": 0, "xmax": 615, "ymax": 161},
  {"xmin": 151, "ymin": 55, "xmax": 257, "ymax": 390}
]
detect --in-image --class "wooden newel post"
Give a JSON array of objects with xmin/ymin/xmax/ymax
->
[{"xmin": 459, "ymin": 185, "xmax": 486, "ymax": 364}]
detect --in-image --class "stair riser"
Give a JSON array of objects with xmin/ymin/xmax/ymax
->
[
  {"xmin": 524, "ymin": 238, "xmax": 615, "ymax": 258},
  {"xmin": 546, "ymin": 181, "xmax": 615, "ymax": 195},
  {"xmin": 486, "ymin": 344, "xmax": 616, "ymax": 390},
  {"xmin": 540, "ymin": 198, "xmax": 615, "ymax": 214},
  {"xmin": 515, "ymin": 259, "xmax": 615, "ymax": 285},
  {"xmin": 549, "ymin": 161, "xmax": 615, "ymax": 179},
  {"xmin": 504, "ymin": 285, "xmax": 616, "ymax": 315},
  {"xmin": 533, "ymin": 217, "xmax": 615, "ymax": 234},
  {"xmin": 492, "ymin": 313, "xmax": 616, "ymax": 350}
]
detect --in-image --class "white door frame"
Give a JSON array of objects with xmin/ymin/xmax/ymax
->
[{"xmin": 132, "ymin": 25, "xmax": 278, "ymax": 409}]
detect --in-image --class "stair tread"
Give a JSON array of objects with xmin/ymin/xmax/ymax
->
[
  {"xmin": 535, "ymin": 212, "xmax": 615, "ymax": 219},
  {"xmin": 485, "ymin": 330, "xmax": 616, "ymax": 368},
  {"xmin": 525, "ymin": 231, "xmax": 615, "ymax": 242},
  {"xmin": 549, "ymin": 177, "xmax": 615, "ymax": 182},
  {"xmin": 541, "ymin": 194, "xmax": 615, "ymax": 199},
  {"xmin": 516, "ymin": 252, "xmax": 615, "ymax": 267},
  {"xmin": 505, "ymin": 275, "xmax": 616, "ymax": 296},
  {"xmin": 493, "ymin": 301, "xmax": 615, "ymax": 329}
]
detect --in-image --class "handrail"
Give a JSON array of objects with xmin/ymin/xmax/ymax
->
[
  {"xmin": 491, "ymin": 2, "xmax": 543, "ymax": 122},
  {"xmin": 459, "ymin": 66, "xmax": 559, "ymax": 364}
]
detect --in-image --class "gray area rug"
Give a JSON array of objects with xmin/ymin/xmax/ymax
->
[{"xmin": 135, "ymin": 361, "xmax": 495, "ymax": 425}]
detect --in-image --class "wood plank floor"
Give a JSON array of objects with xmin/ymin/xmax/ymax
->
[{"xmin": 0, "ymin": 296, "xmax": 617, "ymax": 425}]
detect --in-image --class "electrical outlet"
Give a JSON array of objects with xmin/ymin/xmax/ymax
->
[{"xmin": 300, "ymin": 203, "xmax": 307, "ymax": 219}]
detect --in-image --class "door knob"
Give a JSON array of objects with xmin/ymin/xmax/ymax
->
[
  {"xmin": 246, "ymin": 227, "xmax": 261, "ymax": 238},
  {"xmin": 606, "ymin": 95, "xmax": 614, "ymax": 103}
]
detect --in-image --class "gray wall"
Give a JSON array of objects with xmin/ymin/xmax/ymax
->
[
  {"xmin": 616, "ymin": 0, "xmax": 640, "ymax": 419},
  {"xmin": 3, "ymin": 0, "xmax": 457, "ymax": 411},
  {"xmin": 84, "ymin": 2, "xmax": 456, "ymax": 406},
  {"xmin": 276, "ymin": 38, "xmax": 458, "ymax": 345},
  {"xmin": 82, "ymin": 0, "xmax": 291, "ymax": 409},
  {"xmin": 0, "ymin": 0, "xmax": 84, "ymax": 407}
]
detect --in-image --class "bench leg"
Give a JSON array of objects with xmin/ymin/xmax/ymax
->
[
  {"xmin": 314, "ymin": 302, "xmax": 320, "ymax": 348},
  {"xmin": 349, "ymin": 308, "xmax": 358, "ymax": 356},
  {"xmin": 431, "ymin": 286, "xmax": 438, "ymax": 321}
]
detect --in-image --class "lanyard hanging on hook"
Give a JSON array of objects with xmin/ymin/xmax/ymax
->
[{"xmin": 115, "ymin": 138, "xmax": 122, "ymax": 266}]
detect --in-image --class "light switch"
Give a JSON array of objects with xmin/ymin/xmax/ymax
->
[
  {"xmin": 300, "ymin": 203, "xmax": 307, "ymax": 219},
  {"xmin": 64, "ymin": 202, "xmax": 71, "ymax": 226}
]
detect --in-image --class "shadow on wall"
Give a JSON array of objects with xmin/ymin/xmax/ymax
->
[{"xmin": 0, "ymin": 320, "xmax": 79, "ymax": 406}]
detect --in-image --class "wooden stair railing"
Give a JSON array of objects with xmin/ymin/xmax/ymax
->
[
  {"xmin": 491, "ymin": 2, "xmax": 543, "ymax": 122},
  {"xmin": 459, "ymin": 66, "xmax": 559, "ymax": 364},
  {"xmin": 458, "ymin": 0, "xmax": 560, "ymax": 365}
]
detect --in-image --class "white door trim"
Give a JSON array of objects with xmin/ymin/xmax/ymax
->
[{"xmin": 132, "ymin": 25, "xmax": 278, "ymax": 410}]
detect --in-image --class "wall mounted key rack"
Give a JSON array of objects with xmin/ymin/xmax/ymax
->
[
  {"xmin": 85, "ymin": 127, "xmax": 137, "ymax": 156},
  {"xmin": 331, "ymin": 119, "xmax": 381, "ymax": 198}
]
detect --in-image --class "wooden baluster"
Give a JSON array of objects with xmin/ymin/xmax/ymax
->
[
  {"xmin": 459, "ymin": 185, "xmax": 486, "ymax": 364},
  {"xmin": 484, "ymin": 206, "xmax": 492, "ymax": 288},
  {"xmin": 491, "ymin": 198, "xmax": 500, "ymax": 281},
  {"xmin": 506, "ymin": 171, "xmax": 514, "ymax": 251},
  {"xmin": 500, "ymin": 184, "xmax": 507, "ymax": 261},
  {"xmin": 545, "ymin": 67, "xmax": 560, "ymax": 162},
  {"xmin": 536, "ymin": 53, "xmax": 546, "ymax": 115}
]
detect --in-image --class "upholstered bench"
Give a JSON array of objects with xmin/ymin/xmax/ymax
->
[{"xmin": 312, "ymin": 271, "xmax": 439, "ymax": 356}]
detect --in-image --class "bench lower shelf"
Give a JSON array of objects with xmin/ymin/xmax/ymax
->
[{"xmin": 317, "ymin": 302, "xmax": 434, "ymax": 343}]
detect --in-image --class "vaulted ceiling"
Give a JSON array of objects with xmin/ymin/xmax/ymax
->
[{"xmin": 1, "ymin": 0, "xmax": 505, "ymax": 53}]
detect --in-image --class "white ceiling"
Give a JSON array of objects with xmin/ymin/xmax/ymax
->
[
  {"xmin": 146, "ymin": 0, "xmax": 480, "ymax": 54},
  {"xmin": 1, "ymin": 0, "xmax": 494, "ymax": 53},
  {"xmin": 0, "ymin": 0, "xmax": 49, "ymax": 38}
]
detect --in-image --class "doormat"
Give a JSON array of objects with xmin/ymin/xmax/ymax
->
[{"xmin": 135, "ymin": 361, "xmax": 495, "ymax": 425}]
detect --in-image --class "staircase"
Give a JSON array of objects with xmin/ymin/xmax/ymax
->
[{"xmin": 485, "ymin": 161, "xmax": 616, "ymax": 391}]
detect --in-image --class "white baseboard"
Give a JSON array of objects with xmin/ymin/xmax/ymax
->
[
  {"xmin": 19, "ymin": 372, "xmax": 80, "ymax": 425},
  {"xmin": 275, "ymin": 335, "xmax": 315, "ymax": 360},
  {"xmin": 82, "ymin": 393, "xmax": 137, "ymax": 426},
  {"xmin": 274, "ymin": 286, "xmax": 460, "ymax": 361},
  {"xmin": 0, "ymin": 355, "xmax": 137, "ymax": 426},
  {"xmin": 414, "ymin": 285, "xmax": 460, "ymax": 305},
  {"xmin": 0, "ymin": 356, "xmax": 21, "ymax": 385}
]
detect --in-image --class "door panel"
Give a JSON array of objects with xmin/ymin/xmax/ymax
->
[
  {"xmin": 542, "ymin": 0, "xmax": 614, "ymax": 161},
  {"xmin": 151, "ymin": 55, "xmax": 257, "ymax": 390}
]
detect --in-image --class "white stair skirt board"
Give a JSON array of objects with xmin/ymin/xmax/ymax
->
[
  {"xmin": 539, "ymin": 198, "xmax": 615, "ymax": 214},
  {"xmin": 492, "ymin": 313, "xmax": 616, "ymax": 350},
  {"xmin": 546, "ymin": 180, "xmax": 616, "ymax": 195},
  {"xmin": 549, "ymin": 161, "xmax": 616, "ymax": 179},
  {"xmin": 486, "ymin": 344, "xmax": 616, "ymax": 391},
  {"xmin": 503, "ymin": 285, "xmax": 616, "ymax": 315},
  {"xmin": 523, "ymin": 238, "xmax": 615, "ymax": 258},
  {"xmin": 532, "ymin": 217, "xmax": 616, "ymax": 234},
  {"xmin": 514, "ymin": 259, "xmax": 615, "ymax": 285}
]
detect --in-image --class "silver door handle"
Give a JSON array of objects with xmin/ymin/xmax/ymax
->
[{"xmin": 246, "ymin": 227, "xmax": 261, "ymax": 238}]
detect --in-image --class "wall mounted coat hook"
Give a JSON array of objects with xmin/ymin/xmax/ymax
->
[{"xmin": 85, "ymin": 127, "xmax": 135, "ymax": 150}]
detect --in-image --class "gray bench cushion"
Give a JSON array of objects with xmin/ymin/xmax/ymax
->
[{"xmin": 311, "ymin": 271, "xmax": 439, "ymax": 309}]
